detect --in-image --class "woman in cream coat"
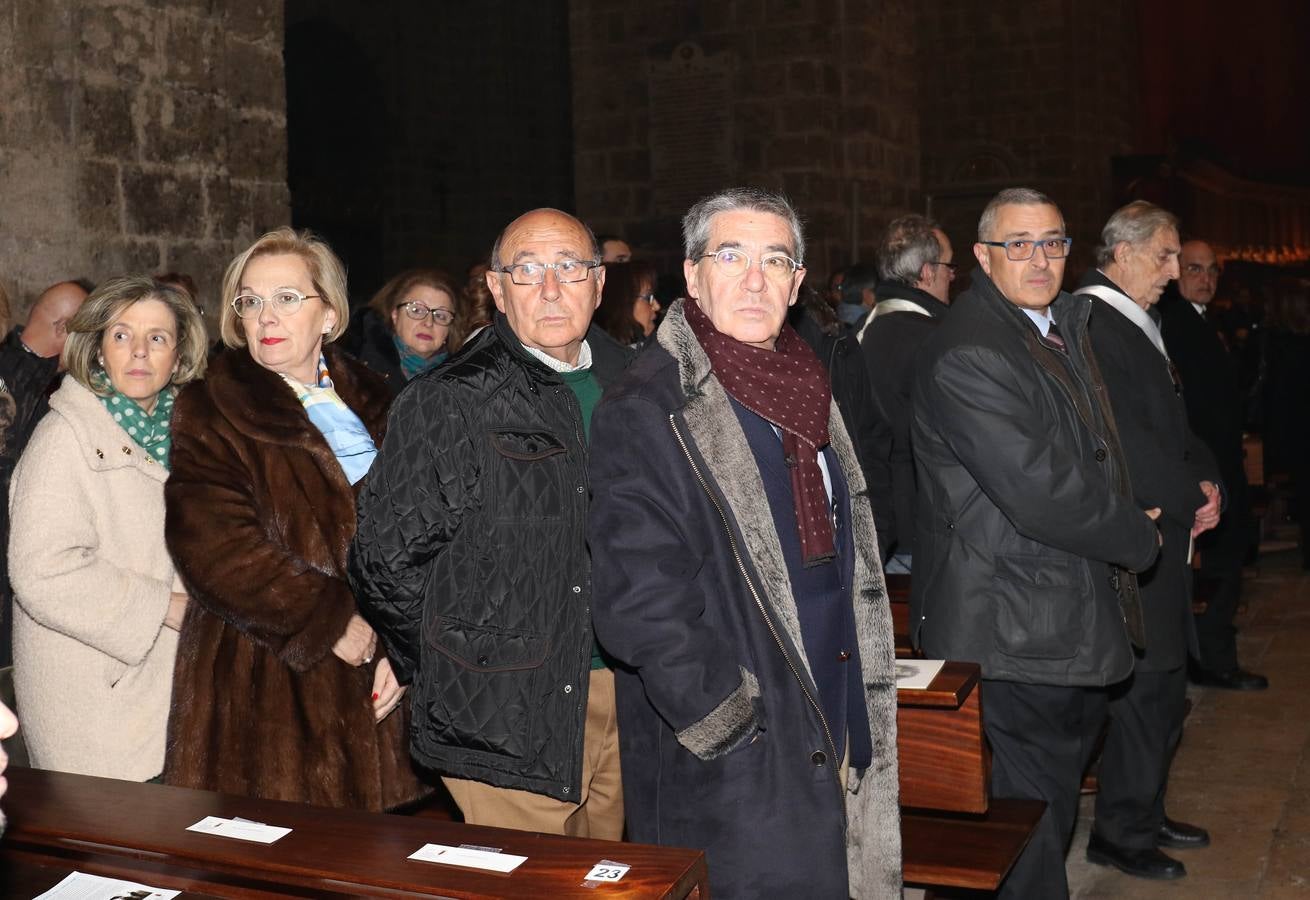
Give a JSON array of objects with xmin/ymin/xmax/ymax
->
[{"xmin": 9, "ymin": 276, "xmax": 207, "ymax": 781}]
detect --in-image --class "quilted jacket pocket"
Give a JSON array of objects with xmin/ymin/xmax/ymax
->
[
  {"xmin": 488, "ymin": 429, "xmax": 567, "ymax": 521},
  {"xmin": 424, "ymin": 617, "xmax": 551, "ymax": 759}
]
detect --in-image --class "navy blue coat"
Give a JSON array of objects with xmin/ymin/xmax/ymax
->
[{"xmin": 588, "ymin": 302, "xmax": 901, "ymax": 899}]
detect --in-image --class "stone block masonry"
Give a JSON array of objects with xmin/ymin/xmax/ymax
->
[{"xmin": 0, "ymin": 0, "xmax": 290, "ymax": 325}]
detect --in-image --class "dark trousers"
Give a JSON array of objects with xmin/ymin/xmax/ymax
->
[
  {"xmin": 1194, "ymin": 474, "xmax": 1248, "ymax": 674},
  {"xmin": 1093, "ymin": 666, "xmax": 1188, "ymax": 848},
  {"xmin": 982, "ymin": 679, "xmax": 1108, "ymax": 900}
]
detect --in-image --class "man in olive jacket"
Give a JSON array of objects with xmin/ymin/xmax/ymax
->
[
  {"xmin": 910, "ymin": 188, "xmax": 1161, "ymax": 899},
  {"xmin": 350, "ymin": 208, "xmax": 630, "ymax": 837}
]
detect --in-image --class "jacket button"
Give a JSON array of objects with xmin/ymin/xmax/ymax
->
[
  {"xmin": 576, "ymin": 485, "xmax": 585, "ymax": 493},
  {"xmin": 837, "ymin": 649, "xmax": 851, "ymax": 661},
  {"xmin": 571, "ymin": 585, "xmax": 582, "ymax": 593},
  {"xmin": 811, "ymin": 750, "xmax": 827, "ymax": 766},
  {"xmin": 946, "ymin": 520, "xmax": 956, "ymax": 531},
  {"xmin": 1094, "ymin": 448, "xmax": 1107, "ymax": 461},
  {"xmin": 477, "ymin": 655, "xmax": 490, "ymax": 666},
  {"xmin": 564, "ymin": 684, "xmax": 573, "ymax": 693}
]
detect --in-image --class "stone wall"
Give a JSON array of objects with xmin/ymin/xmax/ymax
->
[
  {"xmin": 0, "ymin": 0, "xmax": 289, "ymax": 322},
  {"xmin": 918, "ymin": 1, "xmax": 1139, "ymax": 278},
  {"xmin": 569, "ymin": 0, "xmax": 922, "ymax": 279}
]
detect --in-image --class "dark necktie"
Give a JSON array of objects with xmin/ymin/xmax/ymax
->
[{"xmin": 1042, "ymin": 319, "xmax": 1067, "ymax": 353}]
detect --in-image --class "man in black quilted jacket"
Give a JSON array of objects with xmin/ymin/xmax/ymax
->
[{"xmin": 349, "ymin": 208, "xmax": 631, "ymax": 837}]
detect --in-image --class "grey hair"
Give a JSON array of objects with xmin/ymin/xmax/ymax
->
[
  {"xmin": 1095, "ymin": 200, "xmax": 1180, "ymax": 267},
  {"xmin": 488, "ymin": 208, "xmax": 602, "ymax": 269},
  {"xmin": 682, "ymin": 187, "xmax": 805, "ymax": 264},
  {"xmin": 977, "ymin": 187, "xmax": 1063, "ymax": 241},
  {"xmin": 877, "ymin": 214, "xmax": 943, "ymax": 287}
]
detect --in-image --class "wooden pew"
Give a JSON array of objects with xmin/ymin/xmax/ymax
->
[
  {"xmin": 888, "ymin": 575, "xmax": 1045, "ymax": 892},
  {"xmin": 0, "ymin": 767, "xmax": 708, "ymax": 899}
]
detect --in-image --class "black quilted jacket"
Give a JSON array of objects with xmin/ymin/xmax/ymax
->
[{"xmin": 349, "ymin": 315, "xmax": 631, "ymax": 800}]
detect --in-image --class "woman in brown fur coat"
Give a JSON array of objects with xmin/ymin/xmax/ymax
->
[{"xmin": 163, "ymin": 229, "xmax": 424, "ymax": 810}]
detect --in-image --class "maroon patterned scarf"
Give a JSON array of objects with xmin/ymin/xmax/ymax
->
[{"xmin": 684, "ymin": 298, "xmax": 835, "ymax": 565}]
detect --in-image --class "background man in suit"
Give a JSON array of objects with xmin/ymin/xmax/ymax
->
[
  {"xmin": 1078, "ymin": 201, "xmax": 1222, "ymax": 880},
  {"xmin": 856, "ymin": 214, "xmax": 954, "ymax": 572},
  {"xmin": 911, "ymin": 187, "xmax": 1161, "ymax": 899},
  {"xmin": 1158, "ymin": 240, "xmax": 1268, "ymax": 690}
]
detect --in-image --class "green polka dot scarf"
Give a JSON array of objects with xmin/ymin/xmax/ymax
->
[{"xmin": 99, "ymin": 388, "xmax": 175, "ymax": 469}]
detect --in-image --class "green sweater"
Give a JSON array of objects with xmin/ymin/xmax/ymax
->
[{"xmin": 559, "ymin": 367, "xmax": 607, "ymax": 669}]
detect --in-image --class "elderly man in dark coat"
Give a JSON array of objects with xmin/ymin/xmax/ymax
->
[
  {"xmin": 1077, "ymin": 201, "xmax": 1222, "ymax": 880},
  {"xmin": 910, "ymin": 188, "xmax": 1161, "ymax": 900},
  {"xmin": 589, "ymin": 188, "xmax": 901, "ymax": 899}
]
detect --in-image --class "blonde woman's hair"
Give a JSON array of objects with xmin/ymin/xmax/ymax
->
[
  {"xmin": 62, "ymin": 275, "xmax": 209, "ymax": 395},
  {"xmin": 218, "ymin": 227, "xmax": 350, "ymax": 349}
]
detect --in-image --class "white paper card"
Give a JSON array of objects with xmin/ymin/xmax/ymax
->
[
  {"xmin": 187, "ymin": 815, "xmax": 291, "ymax": 843},
  {"xmin": 34, "ymin": 871, "xmax": 181, "ymax": 899},
  {"xmin": 895, "ymin": 658, "xmax": 946, "ymax": 690},
  {"xmin": 585, "ymin": 862, "xmax": 631, "ymax": 882},
  {"xmin": 409, "ymin": 842, "xmax": 528, "ymax": 873}
]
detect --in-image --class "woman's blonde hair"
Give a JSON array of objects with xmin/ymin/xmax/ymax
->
[
  {"xmin": 218, "ymin": 227, "xmax": 350, "ymax": 349},
  {"xmin": 62, "ymin": 275, "xmax": 209, "ymax": 395}
]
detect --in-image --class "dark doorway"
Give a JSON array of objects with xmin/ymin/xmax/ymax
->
[{"xmin": 284, "ymin": 1, "xmax": 576, "ymax": 305}]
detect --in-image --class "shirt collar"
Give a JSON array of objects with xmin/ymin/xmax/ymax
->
[
  {"xmin": 1021, "ymin": 306, "xmax": 1053, "ymax": 337},
  {"xmin": 521, "ymin": 340, "xmax": 592, "ymax": 373}
]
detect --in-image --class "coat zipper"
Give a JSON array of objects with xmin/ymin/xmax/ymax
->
[{"xmin": 668, "ymin": 413, "xmax": 841, "ymax": 785}]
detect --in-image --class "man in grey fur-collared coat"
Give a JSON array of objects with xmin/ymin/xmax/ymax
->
[{"xmin": 588, "ymin": 188, "xmax": 901, "ymax": 899}]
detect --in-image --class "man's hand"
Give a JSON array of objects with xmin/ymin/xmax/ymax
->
[
  {"xmin": 1145, "ymin": 507, "xmax": 1163, "ymax": 545},
  {"xmin": 1192, "ymin": 481, "xmax": 1221, "ymax": 538},
  {"xmin": 332, "ymin": 614, "xmax": 377, "ymax": 667}
]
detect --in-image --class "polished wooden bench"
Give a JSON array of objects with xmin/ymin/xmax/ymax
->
[
  {"xmin": 0, "ymin": 767, "xmax": 708, "ymax": 899},
  {"xmin": 898, "ymin": 661, "xmax": 988, "ymax": 814},
  {"xmin": 885, "ymin": 573, "xmax": 1045, "ymax": 891}
]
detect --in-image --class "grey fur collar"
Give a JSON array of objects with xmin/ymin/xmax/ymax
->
[{"xmin": 657, "ymin": 301, "xmax": 901, "ymax": 894}]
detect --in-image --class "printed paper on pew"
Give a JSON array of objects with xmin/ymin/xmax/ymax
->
[
  {"xmin": 187, "ymin": 814, "xmax": 291, "ymax": 843},
  {"xmin": 410, "ymin": 842, "xmax": 528, "ymax": 873},
  {"xmin": 33, "ymin": 871, "xmax": 181, "ymax": 899},
  {"xmin": 895, "ymin": 658, "xmax": 946, "ymax": 690}
]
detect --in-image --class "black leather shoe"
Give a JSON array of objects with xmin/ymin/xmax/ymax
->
[
  {"xmin": 1157, "ymin": 817, "xmax": 1210, "ymax": 849},
  {"xmin": 1190, "ymin": 667, "xmax": 1269, "ymax": 691},
  {"xmin": 1087, "ymin": 832, "xmax": 1186, "ymax": 880}
]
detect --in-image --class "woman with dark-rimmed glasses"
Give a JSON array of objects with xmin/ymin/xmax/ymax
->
[{"xmin": 346, "ymin": 269, "xmax": 461, "ymax": 397}]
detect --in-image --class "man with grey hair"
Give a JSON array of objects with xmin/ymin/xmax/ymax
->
[
  {"xmin": 351, "ymin": 207, "xmax": 631, "ymax": 837},
  {"xmin": 911, "ymin": 187, "xmax": 1161, "ymax": 898},
  {"xmin": 1076, "ymin": 200, "xmax": 1222, "ymax": 879},
  {"xmin": 589, "ymin": 187, "xmax": 901, "ymax": 898},
  {"xmin": 856, "ymin": 214, "xmax": 954, "ymax": 570}
]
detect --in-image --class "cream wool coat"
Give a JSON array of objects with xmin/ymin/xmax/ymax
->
[{"xmin": 9, "ymin": 377, "xmax": 179, "ymax": 781}]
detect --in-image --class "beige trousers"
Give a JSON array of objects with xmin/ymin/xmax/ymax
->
[{"xmin": 442, "ymin": 667, "xmax": 624, "ymax": 840}]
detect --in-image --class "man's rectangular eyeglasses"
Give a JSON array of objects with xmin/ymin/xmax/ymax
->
[
  {"xmin": 231, "ymin": 288, "xmax": 323, "ymax": 318},
  {"xmin": 396, "ymin": 301, "xmax": 455, "ymax": 325},
  {"xmin": 929, "ymin": 261, "xmax": 959, "ymax": 275},
  {"xmin": 979, "ymin": 237, "xmax": 1073, "ymax": 261},
  {"xmin": 696, "ymin": 248, "xmax": 803, "ymax": 280},
  {"xmin": 496, "ymin": 259, "xmax": 601, "ymax": 286}
]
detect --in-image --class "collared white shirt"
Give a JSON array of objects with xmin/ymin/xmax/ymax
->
[
  {"xmin": 1021, "ymin": 307, "xmax": 1054, "ymax": 337},
  {"xmin": 521, "ymin": 340, "xmax": 593, "ymax": 373}
]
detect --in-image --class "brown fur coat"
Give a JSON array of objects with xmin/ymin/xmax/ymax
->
[{"xmin": 163, "ymin": 344, "xmax": 424, "ymax": 810}]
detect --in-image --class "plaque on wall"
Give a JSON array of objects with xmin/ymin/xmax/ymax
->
[{"xmin": 648, "ymin": 42, "xmax": 734, "ymax": 216}]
